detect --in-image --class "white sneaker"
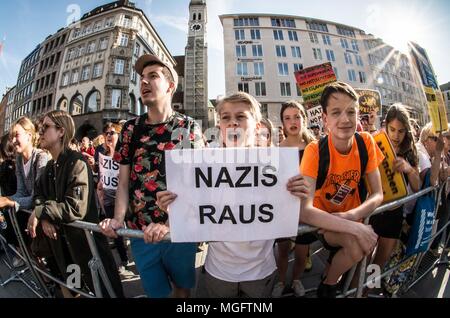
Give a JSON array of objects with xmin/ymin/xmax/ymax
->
[
  {"xmin": 292, "ymin": 279, "xmax": 306, "ymax": 297},
  {"xmin": 118, "ymin": 265, "xmax": 135, "ymax": 278},
  {"xmin": 12, "ymin": 256, "xmax": 25, "ymax": 268},
  {"xmin": 271, "ymin": 282, "xmax": 285, "ymax": 298}
]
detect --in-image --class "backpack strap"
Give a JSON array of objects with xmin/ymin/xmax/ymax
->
[
  {"xmin": 355, "ymin": 133, "xmax": 369, "ymax": 202},
  {"xmin": 316, "ymin": 135, "xmax": 330, "ymax": 190}
]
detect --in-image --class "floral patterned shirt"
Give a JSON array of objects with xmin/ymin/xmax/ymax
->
[{"xmin": 114, "ymin": 112, "xmax": 204, "ymax": 230}]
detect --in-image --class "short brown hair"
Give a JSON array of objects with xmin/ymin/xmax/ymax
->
[
  {"xmin": 45, "ymin": 110, "xmax": 75, "ymax": 150},
  {"xmin": 320, "ymin": 81, "xmax": 359, "ymax": 113}
]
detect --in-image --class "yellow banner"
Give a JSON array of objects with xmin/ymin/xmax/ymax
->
[
  {"xmin": 372, "ymin": 131, "xmax": 408, "ymax": 204},
  {"xmin": 424, "ymin": 86, "xmax": 449, "ymax": 133}
]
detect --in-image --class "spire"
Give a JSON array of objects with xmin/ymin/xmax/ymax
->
[{"xmin": 190, "ymin": 0, "xmax": 206, "ymax": 6}]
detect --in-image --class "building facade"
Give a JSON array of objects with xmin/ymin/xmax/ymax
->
[
  {"xmin": 440, "ymin": 82, "xmax": 450, "ymax": 122},
  {"xmin": 220, "ymin": 14, "xmax": 428, "ymax": 126},
  {"xmin": 55, "ymin": 0, "xmax": 177, "ymax": 138},
  {"xmin": 2, "ymin": 86, "xmax": 16, "ymax": 134}
]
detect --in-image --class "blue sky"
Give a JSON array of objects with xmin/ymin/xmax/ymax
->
[{"xmin": 1, "ymin": 0, "xmax": 449, "ymax": 99}]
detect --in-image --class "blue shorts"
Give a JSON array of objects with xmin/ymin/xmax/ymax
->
[{"xmin": 130, "ymin": 238, "xmax": 197, "ymax": 298}]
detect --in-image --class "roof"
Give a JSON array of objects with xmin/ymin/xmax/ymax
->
[{"xmin": 440, "ymin": 82, "xmax": 450, "ymax": 92}]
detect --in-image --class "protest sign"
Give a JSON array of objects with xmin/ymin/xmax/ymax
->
[
  {"xmin": 99, "ymin": 153, "xmax": 119, "ymax": 190},
  {"xmin": 165, "ymin": 148, "xmax": 300, "ymax": 242}
]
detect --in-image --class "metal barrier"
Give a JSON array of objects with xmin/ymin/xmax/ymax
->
[{"xmin": 0, "ymin": 178, "xmax": 448, "ymax": 298}]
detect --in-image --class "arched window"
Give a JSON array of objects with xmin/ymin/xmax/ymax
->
[
  {"xmin": 57, "ymin": 97, "xmax": 68, "ymax": 111},
  {"xmin": 70, "ymin": 93, "xmax": 83, "ymax": 115},
  {"xmin": 193, "ymin": 13, "xmax": 197, "ymax": 21},
  {"xmin": 129, "ymin": 93, "xmax": 137, "ymax": 114},
  {"xmin": 86, "ymin": 90, "xmax": 101, "ymax": 113},
  {"xmin": 198, "ymin": 13, "xmax": 201, "ymax": 20}
]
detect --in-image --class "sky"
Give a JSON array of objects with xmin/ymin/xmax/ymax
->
[{"xmin": 1, "ymin": 0, "xmax": 449, "ymax": 99}]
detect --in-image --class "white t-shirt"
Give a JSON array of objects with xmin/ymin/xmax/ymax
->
[
  {"xmin": 205, "ymin": 240, "xmax": 277, "ymax": 283},
  {"xmin": 416, "ymin": 142, "xmax": 431, "ymax": 173}
]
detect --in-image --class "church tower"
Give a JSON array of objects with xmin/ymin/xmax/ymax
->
[{"xmin": 184, "ymin": 0, "xmax": 210, "ymax": 128}]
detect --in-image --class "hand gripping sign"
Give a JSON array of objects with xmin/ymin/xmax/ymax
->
[
  {"xmin": 371, "ymin": 131, "xmax": 408, "ymax": 204},
  {"xmin": 165, "ymin": 147, "xmax": 300, "ymax": 242}
]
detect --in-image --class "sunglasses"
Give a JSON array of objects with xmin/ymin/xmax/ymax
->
[
  {"xmin": 105, "ymin": 131, "xmax": 117, "ymax": 137},
  {"xmin": 39, "ymin": 123, "xmax": 59, "ymax": 134}
]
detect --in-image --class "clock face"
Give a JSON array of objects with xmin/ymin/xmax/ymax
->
[{"xmin": 191, "ymin": 23, "xmax": 202, "ymax": 31}]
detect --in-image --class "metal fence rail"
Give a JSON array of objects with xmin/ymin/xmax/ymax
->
[{"xmin": 1, "ymin": 178, "xmax": 448, "ymax": 298}]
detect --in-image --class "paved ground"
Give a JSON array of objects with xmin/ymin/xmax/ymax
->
[{"xmin": 1, "ymin": 240, "xmax": 449, "ymax": 298}]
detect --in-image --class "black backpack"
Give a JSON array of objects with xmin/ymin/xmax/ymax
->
[{"xmin": 315, "ymin": 133, "xmax": 369, "ymax": 203}]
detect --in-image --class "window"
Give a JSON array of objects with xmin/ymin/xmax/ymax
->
[
  {"xmin": 291, "ymin": 46, "xmax": 301, "ymax": 58},
  {"xmin": 123, "ymin": 16, "xmax": 132, "ymax": 28},
  {"xmin": 293, "ymin": 63, "xmax": 303, "ymax": 72},
  {"xmin": 131, "ymin": 68, "xmax": 137, "ymax": 82},
  {"xmin": 114, "ymin": 59, "xmax": 125, "ymax": 74},
  {"xmin": 254, "ymin": 62, "xmax": 264, "ymax": 76},
  {"xmin": 111, "ymin": 89, "xmax": 121, "ymax": 108},
  {"xmin": 234, "ymin": 18, "xmax": 259, "ymax": 27},
  {"xmin": 100, "ymin": 37, "xmax": 108, "ymax": 50},
  {"xmin": 351, "ymin": 40, "xmax": 359, "ymax": 51},
  {"xmin": 273, "ymin": 30, "xmax": 284, "ymax": 41},
  {"xmin": 250, "ymin": 29, "xmax": 260, "ymax": 40},
  {"xmin": 278, "ymin": 63, "xmax": 289, "ymax": 76},
  {"xmin": 344, "ymin": 52, "xmax": 353, "ymax": 64},
  {"xmin": 276, "ymin": 45, "xmax": 286, "ymax": 57},
  {"xmin": 322, "ymin": 35, "xmax": 331, "ymax": 45},
  {"xmin": 255, "ymin": 82, "xmax": 266, "ymax": 96},
  {"xmin": 306, "ymin": 21, "xmax": 328, "ymax": 32},
  {"xmin": 340, "ymin": 38, "xmax": 349, "ymax": 49},
  {"xmin": 94, "ymin": 21, "xmax": 102, "ymax": 32},
  {"xmin": 235, "ymin": 29, "xmax": 245, "ymax": 40},
  {"xmin": 280, "ymin": 82, "xmax": 291, "ymax": 96},
  {"xmin": 93, "ymin": 63, "xmax": 103, "ymax": 78},
  {"xmin": 236, "ymin": 45, "xmax": 247, "ymax": 57},
  {"xmin": 288, "ymin": 30, "xmax": 298, "ymax": 41},
  {"xmin": 238, "ymin": 82, "xmax": 249, "ymax": 93},
  {"xmin": 81, "ymin": 66, "xmax": 90, "ymax": 81},
  {"xmin": 355, "ymin": 55, "xmax": 364, "ymax": 66},
  {"xmin": 337, "ymin": 26, "xmax": 355, "ymax": 38},
  {"xmin": 309, "ymin": 33, "xmax": 319, "ymax": 44},
  {"xmin": 105, "ymin": 17, "xmax": 114, "ymax": 28},
  {"xmin": 71, "ymin": 69, "xmax": 79, "ymax": 84},
  {"xmin": 359, "ymin": 71, "xmax": 367, "ymax": 83},
  {"xmin": 87, "ymin": 41, "xmax": 96, "ymax": 54},
  {"xmin": 236, "ymin": 62, "xmax": 248, "ymax": 76},
  {"xmin": 120, "ymin": 33, "xmax": 129, "ymax": 47},
  {"xmin": 271, "ymin": 18, "xmax": 296, "ymax": 28},
  {"xmin": 326, "ymin": 49, "xmax": 335, "ymax": 62},
  {"xmin": 347, "ymin": 69, "xmax": 357, "ymax": 81},
  {"xmin": 252, "ymin": 45, "xmax": 263, "ymax": 57},
  {"xmin": 135, "ymin": 43, "xmax": 140, "ymax": 57},
  {"xmin": 313, "ymin": 48, "xmax": 322, "ymax": 60}
]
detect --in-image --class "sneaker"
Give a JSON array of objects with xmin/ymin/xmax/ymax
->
[
  {"xmin": 292, "ymin": 279, "xmax": 306, "ymax": 297},
  {"xmin": 317, "ymin": 281, "xmax": 338, "ymax": 298},
  {"xmin": 118, "ymin": 265, "xmax": 135, "ymax": 278},
  {"xmin": 271, "ymin": 282, "xmax": 285, "ymax": 298},
  {"xmin": 12, "ymin": 256, "xmax": 25, "ymax": 268}
]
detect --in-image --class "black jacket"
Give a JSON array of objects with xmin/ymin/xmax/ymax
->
[{"xmin": 34, "ymin": 149, "xmax": 124, "ymax": 297}]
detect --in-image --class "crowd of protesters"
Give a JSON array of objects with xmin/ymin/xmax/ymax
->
[{"xmin": 0, "ymin": 53, "xmax": 449, "ymax": 299}]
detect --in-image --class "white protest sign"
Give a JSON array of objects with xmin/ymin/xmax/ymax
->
[
  {"xmin": 307, "ymin": 105, "xmax": 323, "ymax": 129},
  {"xmin": 165, "ymin": 147, "xmax": 301, "ymax": 242},
  {"xmin": 99, "ymin": 153, "xmax": 119, "ymax": 190}
]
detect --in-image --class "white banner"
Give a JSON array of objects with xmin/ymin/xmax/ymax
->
[
  {"xmin": 165, "ymin": 147, "xmax": 301, "ymax": 242},
  {"xmin": 99, "ymin": 153, "xmax": 119, "ymax": 190},
  {"xmin": 306, "ymin": 105, "xmax": 323, "ymax": 129}
]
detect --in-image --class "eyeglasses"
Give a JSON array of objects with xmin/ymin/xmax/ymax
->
[
  {"xmin": 39, "ymin": 123, "xmax": 59, "ymax": 134},
  {"xmin": 105, "ymin": 131, "xmax": 117, "ymax": 137}
]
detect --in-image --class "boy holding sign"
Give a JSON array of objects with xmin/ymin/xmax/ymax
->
[{"xmin": 300, "ymin": 82, "xmax": 384, "ymax": 298}]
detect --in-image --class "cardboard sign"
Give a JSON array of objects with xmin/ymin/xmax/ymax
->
[
  {"xmin": 99, "ymin": 153, "xmax": 120, "ymax": 190},
  {"xmin": 355, "ymin": 89, "xmax": 381, "ymax": 115},
  {"xmin": 294, "ymin": 62, "xmax": 337, "ymax": 109},
  {"xmin": 424, "ymin": 86, "xmax": 448, "ymax": 133},
  {"xmin": 165, "ymin": 148, "xmax": 301, "ymax": 243},
  {"xmin": 306, "ymin": 105, "xmax": 323, "ymax": 130},
  {"xmin": 372, "ymin": 131, "xmax": 408, "ymax": 203}
]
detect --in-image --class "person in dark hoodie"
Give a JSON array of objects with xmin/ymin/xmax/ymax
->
[{"xmin": 27, "ymin": 110, "xmax": 124, "ymax": 298}]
